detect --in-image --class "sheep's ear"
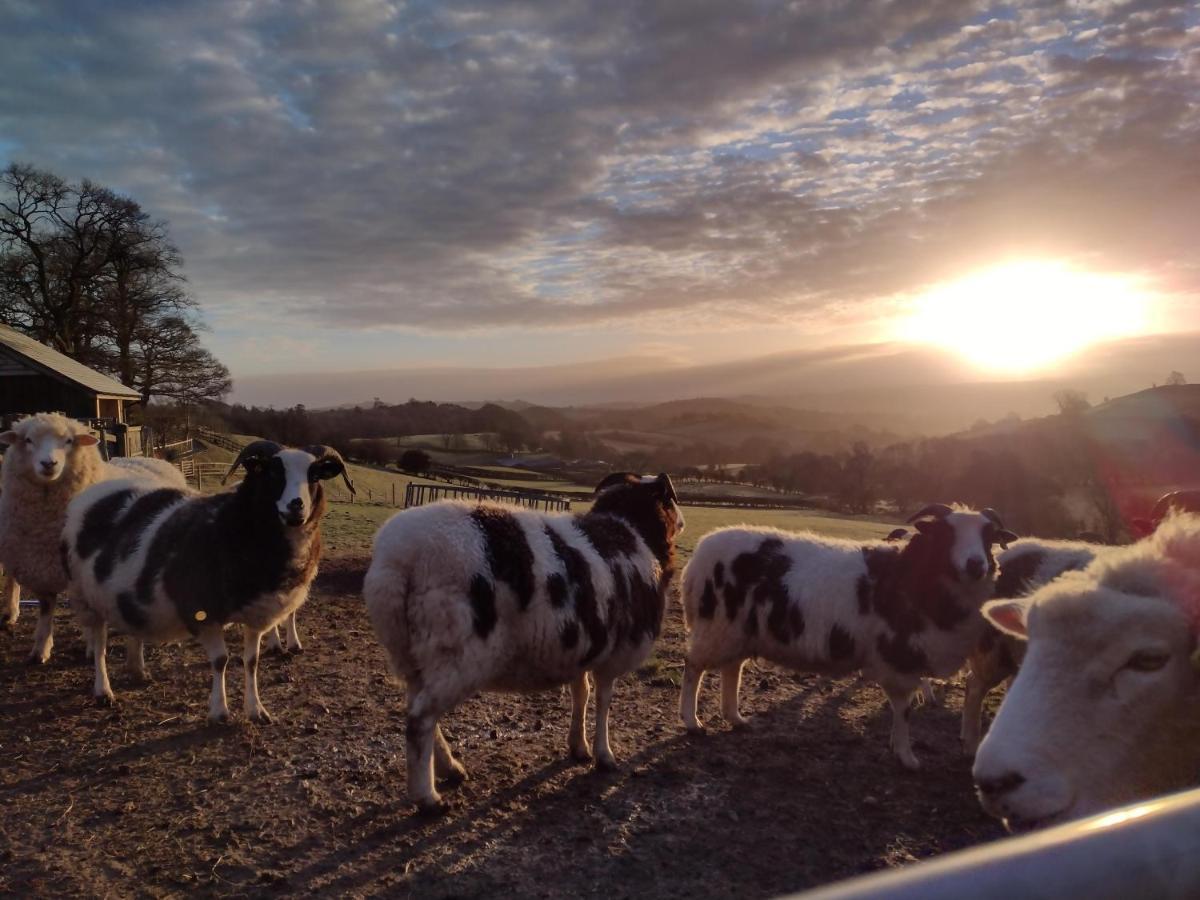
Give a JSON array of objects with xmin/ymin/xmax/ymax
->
[
  {"xmin": 983, "ymin": 598, "xmax": 1030, "ymax": 639},
  {"xmin": 0, "ymin": 431, "xmax": 17, "ymax": 446},
  {"xmin": 74, "ymin": 433, "xmax": 99, "ymax": 447}
]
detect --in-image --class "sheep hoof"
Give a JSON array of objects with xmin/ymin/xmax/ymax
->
[
  {"xmin": 684, "ymin": 724, "xmax": 707, "ymax": 736},
  {"xmin": 128, "ymin": 671, "xmax": 152, "ymax": 686},
  {"xmin": 415, "ymin": 798, "xmax": 449, "ymax": 818},
  {"xmin": 25, "ymin": 652, "xmax": 48, "ymax": 666},
  {"xmin": 94, "ymin": 692, "xmax": 116, "ymax": 707},
  {"xmin": 438, "ymin": 765, "xmax": 468, "ymax": 788},
  {"xmin": 208, "ymin": 711, "xmax": 230, "ymax": 725},
  {"xmin": 1, "ymin": 616, "xmax": 15, "ymax": 633},
  {"xmin": 286, "ymin": 644, "xmax": 304, "ymax": 655},
  {"xmin": 569, "ymin": 745, "xmax": 593, "ymax": 763},
  {"xmin": 595, "ymin": 755, "xmax": 619, "ymax": 773},
  {"xmin": 728, "ymin": 717, "xmax": 753, "ymax": 731},
  {"xmin": 247, "ymin": 709, "xmax": 273, "ymax": 725}
]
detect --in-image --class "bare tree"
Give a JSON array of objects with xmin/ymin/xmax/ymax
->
[
  {"xmin": 1053, "ymin": 389, "xmax": 1091, "ymax": 417},
  {"xmin": 132, "ymin": 316, "xmax": 231, "ymax": 405}
]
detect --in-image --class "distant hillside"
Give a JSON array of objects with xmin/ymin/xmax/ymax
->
[{"xmin": 233, "ymin": 332, "xmax": 1200, "ymax": 435}]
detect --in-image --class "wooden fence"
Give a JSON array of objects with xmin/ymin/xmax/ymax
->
[{"xmin": 404, "ymin": 482, "xmax": 572, "ymax": 512}]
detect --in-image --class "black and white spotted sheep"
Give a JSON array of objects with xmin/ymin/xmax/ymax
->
[
  {"xmin": 960, "ymin": 537, "xmax": 1109, "ymax": 753},
  {"xmin": 679, "ymin": 503, "xmax": 1017, "ymax": 769},
  {"xmin": 364, "ymin": 473, "xmax": 684, "ymax": 815},
  {"xmin": 61, "ymin": 440, "xmax": 353, "ymax": 722}
]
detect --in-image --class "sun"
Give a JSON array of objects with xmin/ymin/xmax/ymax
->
[{"xmin": 898, "ymin": 260, "xmax": 1152, "ymax": 374}]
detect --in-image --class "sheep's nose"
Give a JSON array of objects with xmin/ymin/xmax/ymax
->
[
  {"xmin": 976, "ymin": 771, "xmax": 1026, "ymax": 798},
  {"xmin": 287, "ymin": 498, "xmax": 304, "ymax": 511},
  {"xmin": 39, "ymin": 460, "xmax": 58, "ymax": 473},
  {"xmin": 965, "ymin": 557, "xmax": 986, "ymax": 581}
]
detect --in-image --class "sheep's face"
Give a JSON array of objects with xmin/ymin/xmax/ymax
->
[
  {"xmin": 0, "ymin": 415, "xmax": 98, "ymax": 484},
  {"xmin": 913, "ymin": 510, "xmax": 1001, "ymax": 584},
  {"xmin": 242, "ymin": 448, "xmax": 346, "ymax": 528},
  {"xmin": 974, "ymin": 581, "xmax": 1200, "ymax": 831}
]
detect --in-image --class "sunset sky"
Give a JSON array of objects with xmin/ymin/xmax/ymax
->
[{"xmin": 2, "ymin": 1, "xmax": 1197, "ymax": 401}]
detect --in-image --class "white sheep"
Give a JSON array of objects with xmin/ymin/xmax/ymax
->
[
  {"xmin": 62, "ymin": 440, "xmax": 351, "ymax": 720},
  {"xmin": 364, "ymin": 473, "xmax": 684, "ymax": 815},
  {"xmin": 960, "ymin": 537, "xmax": 1106, "ymax": 754},
  {"xmin": 0, "ymin": 413, "xmax": 185, "ymax": 664},
  {"xmin": 679, "ymin": 503, "xmax": 1016, "ymax": 769},
  {"xmin": 973, "ymin": 514, "xmax": 1200, "ymax": 831}
]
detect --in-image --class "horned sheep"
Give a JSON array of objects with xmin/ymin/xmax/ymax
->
[
  {"xmin": 0, "ymin": 413, "xmax": 186, "ymax": 663},
  {"xmin": 679, "ymin": 503, "xmax": 1017, "ymax": 769},
  {"xmin": 364, "ymin": 473, "xmax": 684, "ymax": 814},
  {"xmin": 61, "ymin": 440, "xmax": 352, "ymax": 721},
  {"xmin": 974, "ymin": 514, "xmax": 1200, "ymax": 830}
]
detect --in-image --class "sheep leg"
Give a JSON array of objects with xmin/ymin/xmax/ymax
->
[
  {"xmin": 720, "ymin": 659, "xmax": 751, "ymax": 729},
  {"xmin": 264, "ymin": 626, "xmax": 284, "ymax": 655},
  {"xmin": 243, "ymin": 628, "xmax": 271, "ymax": 723},
  {"xmin": 884, "ymin": 681, "xmax": 921, "ymax": 770},
  {"xmin": 198, "ymin": 628, "xmax": 231, "ymax": 723},
  {"xmin": 283, "ymin": 611, "xmax": 302, "ymax": 652},
  {"xmin": 0, "ymin": 573, "xmax": 18, "ymax": 631},
  {"xmin": 568, "ymin": 673, "xmax": 592, "ymax": 761},
  {"xmin": 592, "ymin": 673, "xmax": 618, "ymax": 772},
  {"xmin": 680, "ymin": 660, "xmax": 707, "ymax": 733},
  {"xmin": 91, "ymin": 620, "xmax": 114, "ymax": 705},
  {"xmin": 961, "ymin": 644, "xmax": 1012, "ymax": 755},
  {"xmin": 126, "ymin": 636, "xmax": 149, "ymax": 684},
  {"xmin": 27, "ymin": 595, "xmax": 56, "ymax": 665},
  {"xmin": 918, "ymin": 678, "xmax": 942, "ymax": 708},
  {"xmin": 433, "ymin": 725, "xmax": 468, "ymax": 786}
]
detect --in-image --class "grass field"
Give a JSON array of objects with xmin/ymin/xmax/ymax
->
[{"xmin": 321, "ymin": 499, "xmax": 895, "ymax": 560}]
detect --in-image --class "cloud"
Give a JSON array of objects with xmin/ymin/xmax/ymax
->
[{"xmin": 0, "ymin": 0, "xmax": 1195, "ymax": 336}]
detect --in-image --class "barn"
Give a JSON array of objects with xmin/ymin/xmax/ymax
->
[{"xmin": 0, "ymin": 323, "xmax": 146, "ymax": 456}]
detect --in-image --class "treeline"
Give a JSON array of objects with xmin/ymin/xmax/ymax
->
[
  {"xmin": 215, "ymin": 400, "xmax": 543, "ymax": 454},
  {"xmin": 0, "ymin": 163, "xmax": 229, "ymax": 405}
]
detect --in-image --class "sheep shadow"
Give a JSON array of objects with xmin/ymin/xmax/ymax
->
[{"xmin": 265, "ymin": 673, "xmax": 999, "ymax": 898}]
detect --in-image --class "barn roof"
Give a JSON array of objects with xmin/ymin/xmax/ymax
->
[{"xmin": 0, "ymin": 324, "xmax": 140, "ymax": 400}]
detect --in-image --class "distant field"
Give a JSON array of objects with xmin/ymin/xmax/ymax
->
[{"xmin": 321, "ymin": 499, "xmax": 895, "ymax": 561}]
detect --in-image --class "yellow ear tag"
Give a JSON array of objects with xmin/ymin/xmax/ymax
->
[
  {"xmin": 195, "ymin": 610, "xmax": 207, "ymax": 623},
  {"xmin": 1189, "ymin": 647, "xmax": 1200, "ymax": 672}
]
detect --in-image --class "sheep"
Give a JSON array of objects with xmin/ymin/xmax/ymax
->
[
  {"xmin": 62, "ymin": 440, "xmax": 352, "ymax": 720},
  {"xmin": 959, "ymin": 537, "xmax": 1109, "ymax": 754},
  {"xmin": 0, "ymin": 413, "xmax": 186, "ymax": 663},
  {"xmin": 364, "ymin": 472, "xmax": 684, "ymax": 815},
  {"xmin": 1130, "ymin": 490, "xmax": 1200, "ymax": 538},
  {"xmin": 679, "ymin": 503, "xmax": 1017, "ymax": 769},
  {"xmin": 973, "ymin": 514, "xmax": 1200, "ymax": 831}
]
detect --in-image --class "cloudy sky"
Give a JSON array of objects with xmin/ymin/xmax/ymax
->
[{"xmin": 2, "ymin": 0, "xmax": 1197, "ymax": 399}]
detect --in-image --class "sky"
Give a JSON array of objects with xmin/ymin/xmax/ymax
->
[{"xmin": 1, "ymin": 0, "xmax": 1198, "ymax": 402}]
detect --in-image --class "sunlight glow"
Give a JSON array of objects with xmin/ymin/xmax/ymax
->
[{"xmin": 898, "ymin": 261, "xmax": 1152, "ymax": 373}]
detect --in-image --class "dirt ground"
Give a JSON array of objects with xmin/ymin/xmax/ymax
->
[{"xmin": 0, "ymin": 557, "xmax": 1006, "ymax": 898}]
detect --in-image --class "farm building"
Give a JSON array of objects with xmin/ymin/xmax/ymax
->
[{"xmin": 0, "ymin": 323, "xmax": 146, "ymax": 456}]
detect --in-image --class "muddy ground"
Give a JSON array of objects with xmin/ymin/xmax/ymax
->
[{"xmin": 1, "ymin": 557, "xmax": 1005, "ymax": 898}]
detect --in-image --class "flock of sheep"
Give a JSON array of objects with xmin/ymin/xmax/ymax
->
[{"xmin": 4, "ymin": 412, "xmax": 1200, "ymax": 839}]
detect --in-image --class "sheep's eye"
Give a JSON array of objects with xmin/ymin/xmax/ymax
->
[
  {"xmin": 1125, "ymin": 651, "xmax": 1170, "ymax": 672},
  {"xmin": 66, "ymin": 438, "xmax": 73, "ymax": 445},
  {"xmin": 24, "ymin": 437, "xmax": 31, "ymax": 445}
]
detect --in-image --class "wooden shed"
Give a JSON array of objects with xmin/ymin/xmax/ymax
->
[{"xmin": 0, "ymin": 324, "xmax": 146, "ymax": 456}]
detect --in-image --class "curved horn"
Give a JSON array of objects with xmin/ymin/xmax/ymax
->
[
  {"xmin": 657, "ymin": 472, "xmax": 679, "ymax": 503},
  {"xmin": 906, "ymin": 503, "xmax": 954, "ymax": 524},
  {"xmin": 1151, "ymin": 491, "xmax": 1190, "ymax": 521},
  {"xmin": 304, "ymin": 444, "xmax": 356, "ymax": 495},
  {"xmin": 221, "ymin": 440, "xmax": 283, "ymax": 484},
  {"xmin": 885, "ymin": 528, "xmax": 909, "ymax": 542},
  {"xmin": 594, "ymin": 472, "xmax": 637, "ymax": 495},
  {"xmin": 980, "ymin": 508, "xmax": 1005, "ymax": 529}
]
